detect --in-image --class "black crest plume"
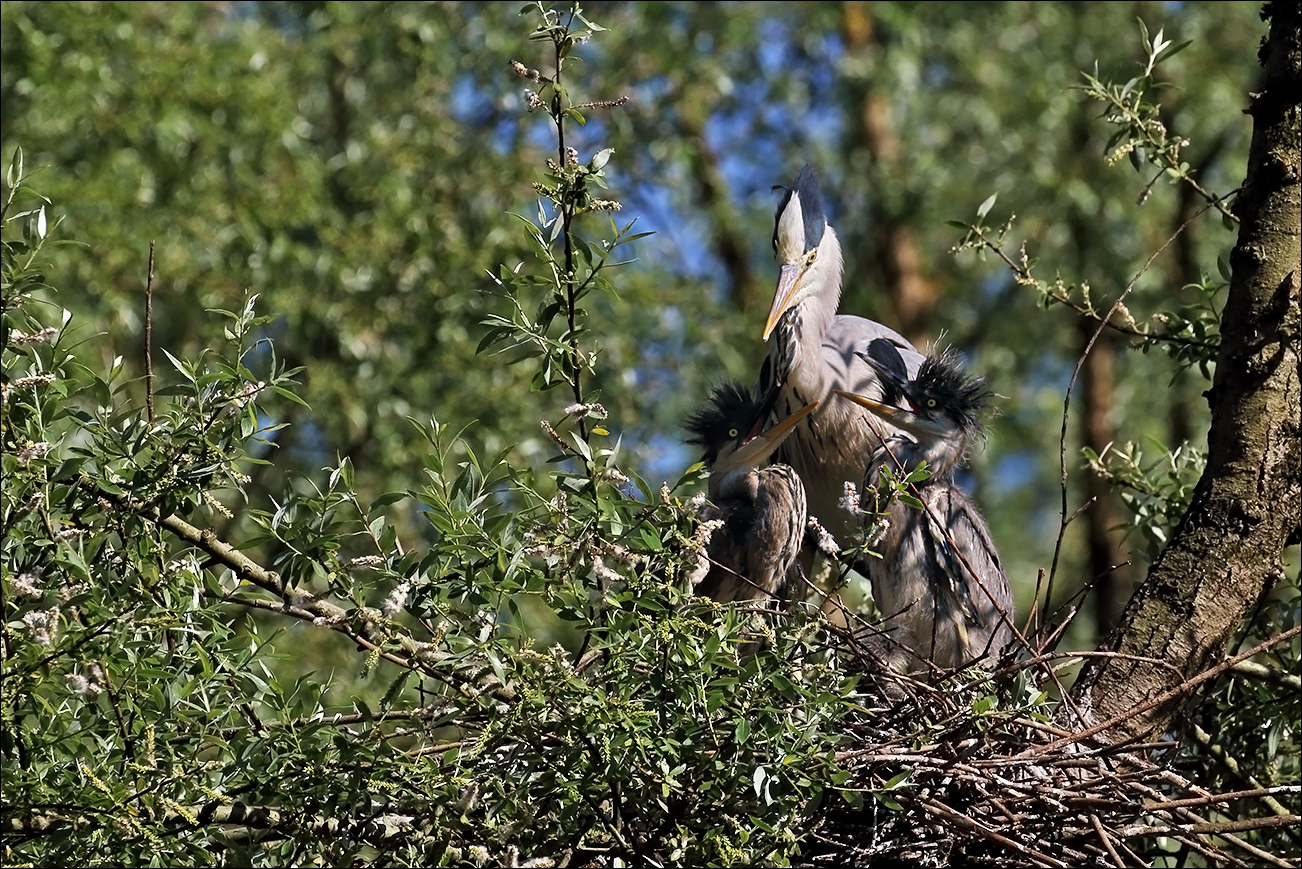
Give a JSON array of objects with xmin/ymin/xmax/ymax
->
[
  {"xmin": 912, "ymin": 350, "xmax": 994, "ymax": 434},
  {"xmin": 859, "ymin": 337, "xmax": 911, "ymax": 405},
  {"xmin": 772, "ymin": 164, "xmax": 827, "ymax": 254},
  {"xmin": 684, "ymin": 381, "xmax": 766, "ymax": 464}
]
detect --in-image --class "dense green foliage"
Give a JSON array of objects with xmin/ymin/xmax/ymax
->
[
  {"xmin": 0, "ymin": 2, "xmax": 1269, "ymax": 604},
  {"xmin": 2, "ymin": 2, "xmax": 1296, "ymax": 865}
]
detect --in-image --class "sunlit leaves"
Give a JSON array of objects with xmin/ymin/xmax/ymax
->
[{"xmin": 1082, "ymin": 439, "xmax": 1205, "ymax": 563}]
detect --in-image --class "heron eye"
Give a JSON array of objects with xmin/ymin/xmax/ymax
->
[
  {"xmin": 926, "ymin": 398, "xmax": 937, "ymax": 409},
  {"xmin": 728, "ymin": 427, "xmax": 740, "ymax": 439},
  {"xmin": 806, "ymin": 249, "xmax": 818, "ymax": 266}
]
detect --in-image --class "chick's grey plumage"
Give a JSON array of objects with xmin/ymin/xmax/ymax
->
[
  {"xmin": 838, "ymin": 340, "xmax": 1014, "ymax": 672},
  {"xmin": 758, "ymin": 166, "xmax": 925, "ymax": 554},
  {"xmin": 684, "ymin": 382, "xmax": 815, "ymax": 604}
]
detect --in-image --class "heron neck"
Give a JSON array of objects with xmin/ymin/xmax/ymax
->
[
  {"xmin": 805, "ymin": 225, "xmax": 842, "ymax": 343},
  {"xmin": 771, "ymin": 228, "xmax": 842, "ymax": 394},
  {"xmin": 713, "ymin": 466, "xmax": 759, "ymax": 502},
  {"xmin": 889, "ymin": 435, "xmax": 964, "ymax": 483}
]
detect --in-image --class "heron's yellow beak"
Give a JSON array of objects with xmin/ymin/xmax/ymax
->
[
  {"xmin": 720, "ymin": 400, "xmax": 818, "ymax": 473},
  {"xmin": 833, "ymin": 390, "xmax": 949, "ymax": 441},
  {"xmin": 762, "ymin": 263, "xmax": 804, "ymax": 341}
]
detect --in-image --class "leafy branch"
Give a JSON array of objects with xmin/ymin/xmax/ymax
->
[
  {"xmin": 485, "ymin": 2, "xmax": 643, "ymax": 446},
  {"xmin": 1082, "ymin": 439, "xmax": 1205, "ymax": 562},
  {"xmin": 1078, "ymin": 20, "xmax": 1236, "ymax": 222},
  {"xmin": 949, "ymin": 22, "xmax": 1241, "ymax": 375},
  {"xmin": 950, "ymin": 208, "xmax": 1222, "ymax": 372}
]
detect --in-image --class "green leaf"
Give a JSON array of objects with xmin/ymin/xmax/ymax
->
[
  {"xmin": 1217, "ymin": 256, "xmax": 1232, "ymax": 282},
  {"xmin": 369, "ymin": 492, "xmax": 408, "ymax": 510},
  {"xmin": 570, "ymin": 433, "xmax": 592, "ymax": 461},
  {"xmin": 875, "ymin": 793, "xmax": 903, "ymax": 811},
  {"xmin": 882, "ymin": 770, "xmax": 912, "ymax": 789},
  {"xmin": 1157, "ymin": 39, "xmax": 1193, "ymax": 63}
]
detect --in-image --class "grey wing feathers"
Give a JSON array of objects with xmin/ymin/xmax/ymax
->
[
  {"xmin": 823, "ymin": 316, "xmax": 923, "ymax": 398},
  {"xmin": 928, "ymin": 489, "xmax": 1012, "ymax": 662}
]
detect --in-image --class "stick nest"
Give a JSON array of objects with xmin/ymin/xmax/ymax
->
[{"xmin": 798, "ymin": 657, "xmax": 1300, "ymax": 868}]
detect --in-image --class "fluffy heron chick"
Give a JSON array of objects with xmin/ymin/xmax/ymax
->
[
  {"xmin": 835, "ymin": 339, "xmax": 1013, "ymax": 673},
  {"xmin": 684, "ymin": 382, "xmax": 818, "ymax": 604}
]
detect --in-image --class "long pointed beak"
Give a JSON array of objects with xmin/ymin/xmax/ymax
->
[
  {"xmin": 762, "ymin": 263, "xmax": 803, "ymax": 341},
  {"xmin": 833, "ymin": 390, "xmax": 949, "ymax": 441},
  {"xmin": 717, "ymin": 400, "xmax": 818, "ymax": 474}
]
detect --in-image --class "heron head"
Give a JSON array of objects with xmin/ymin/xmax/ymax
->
[
  {"xmin": 764, "ymin": 165, "xmax": 841, "ymax": 341},
  {"xmin": 837, "ymin": 348, "xmax": 993, "ymax": 452},
  {"xmin": 907, "ymin": 350, "xmax": 993, "ymax": 440},
  {"xmin": 685, "ymin": 382, "xmax": 817, "ymax": 475}
]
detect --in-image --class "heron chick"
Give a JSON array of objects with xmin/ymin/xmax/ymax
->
[
  {"xmin": 684, "ymin": 382, "xmax": 817, "ymax": 605},
  {"xmin": 835, "ymin": 339, "xmax": 1013, "ymax": 673}
]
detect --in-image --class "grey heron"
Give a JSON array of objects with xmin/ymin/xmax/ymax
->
[
  {"xmin": 757, "ymin": 165, "xmax": 925, "ymax": 561},
  {"xmin": 835, "ymin": 338, "xmax": 1014, "ymax": 673},
  {"xmin": 684, "ymin": 382, "xmax": 818, "ymax": 605}
]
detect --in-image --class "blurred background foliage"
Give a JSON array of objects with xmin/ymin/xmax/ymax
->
[{"xmin": 0, "ymin": 0, "xmax": 1275, "ymax": 652}]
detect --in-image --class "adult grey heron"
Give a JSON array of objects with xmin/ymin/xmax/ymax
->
[
  {"xmin": 684, "ymin": 382, "xmax": 818, "ymax": 605},
  {"xmin": 835, "ymin": 338, "xmax": 1014, "ymax": 673},
  {"xmin": 757, "ymin": 165, "xmax": 925, "ymax": 557}
]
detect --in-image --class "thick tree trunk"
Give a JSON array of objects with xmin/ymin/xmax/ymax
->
[{"xmin": 1066, "ymin": 1, "xmax": 1301, "ymax": 744}]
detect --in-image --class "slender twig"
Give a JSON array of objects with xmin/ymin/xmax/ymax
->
[
  {"xmin": 1146, "ymin": 784, "xmax": 1300, "ymax": 814},
  {"xmin": 1089, "ymin": 812, "xmax": 1126, "ymax": 868},
  {"xmin": 916, "ymin": 797, "xmax": 1070, "ymax": 867},
  {"xmin": 162, "ymin": 706, "xmax": 459, "ymax": 747},
  {"xmin": 1229, "ymin": 659, "xmax": 1301, "ymax": 691},
  {"xmin": 144, "ymin": 241, "xmax": 156, "ymax": 422},
  {"xmin": 1134, "ymin": 778, "xmax": 1295, "ymax": 868},
  {"xmin": 1119, "ymin": 813, "xmax": 1300, "ymax": 837},
  {"xmin": 93, "ymin": 484, "xmax": 519, "ymax": 704},
  {"xmin": 552, "ymin": 10, "xmax": 586, "ymax": 441},
  {"xmin": 1044, "ymin": 197, "xmax": 1218, "ymax": 619},
  {"xmin": 1186, "ymin": 723, "xmax": 1296, "ymax": 818}
]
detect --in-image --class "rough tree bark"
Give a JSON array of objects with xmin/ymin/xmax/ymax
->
[{"xmin": 1067, "ymin": 1, "xmax": 1301, "ymax": 745}]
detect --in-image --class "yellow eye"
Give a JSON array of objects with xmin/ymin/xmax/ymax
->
[
  {"xmin": 926, "ymin": 398, "xmax": 937, "ymax": 408},
  {"xmin": 728, "ymin": 427, "xmax": 740, "ymax": 438},
  {"xmin": 806, "ymin": 249, "xmax": 818, "ymax": 266}
]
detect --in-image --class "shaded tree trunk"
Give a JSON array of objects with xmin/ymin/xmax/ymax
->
[
  {"xmin": 679, "ymin": 100, "xmax": 761, "ymax": 314},
  {"xmin": 1065, "ymin": 4, "xmax": 1136, "ymax": 638},
  {"xmin": 1078, "ymin": 324, "xmax": 1133, "ymax": 635},
  {"xmin": 1166, "ymin": 128, "xmax": 1235, "ymax": 448},
  {"xmin": 1067, "ymin": 1, "xmax": 1301, "ymax": 744},
  {"xmin": 839, "ymin": 1, "xmax": 939, "ymax": 347}
]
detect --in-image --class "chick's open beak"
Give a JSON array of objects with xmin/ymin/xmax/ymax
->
[
  {"xmin": 833, "ymin": 390, "xmax": 949, "ymax": 441},
  {"xmin": 719, "ymin": 400, "xmax": 818, "ymax": 474}
]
